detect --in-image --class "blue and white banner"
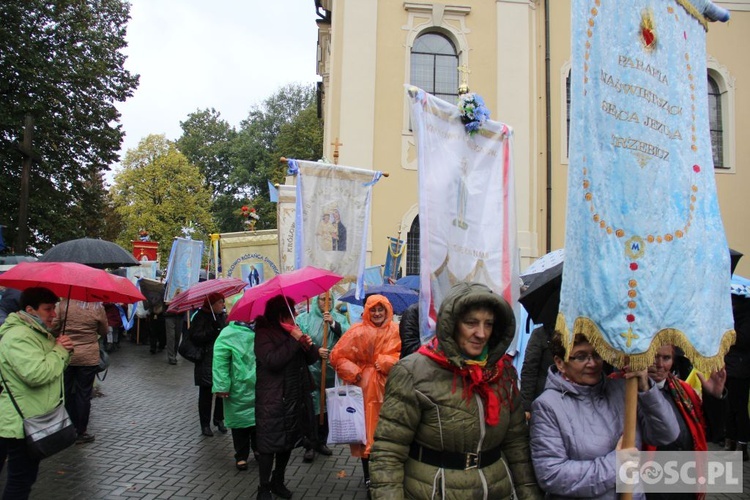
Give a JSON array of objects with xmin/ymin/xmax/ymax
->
[
  {"xmin": 559, "ymin": 0, "xmax": 734, "ymax": 370},
  {"xmin": 383, "ymin": 236, "xmax": 405, "ymax": 283},
  {"xmin": 409, "ymin": 88, "xmax": 519, "ymax": 343},
  {"xmin": 164, "ymin": 238, "xmax": 204, "ymax": 303},
  {"xmin": 287, "ymin": 159, "xmax": 382, "ymax": 298}
]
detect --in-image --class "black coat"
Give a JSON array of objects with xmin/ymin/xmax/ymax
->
[
  {"xmin": 726, "ymin": 295, "xmax": 750, "ymax": 379},
  {"xmin": 398, "ymin": 303, "xmax": 421, "ymax": 359},
  {"xmin": 190, "ymin": 308, "xmax": 227, "ymax": 387},
  {"xmin": 520, "ymin": 325, "xmax": 554, "ymax": 412},
  {"xmin": 254, "ymin": 317, "xmax": 319, "ymax": 453}
]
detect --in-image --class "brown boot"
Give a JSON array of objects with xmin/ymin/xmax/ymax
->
[{"xmin": 724, "ymin": 439, "xmax": 737, "ymax": 451}]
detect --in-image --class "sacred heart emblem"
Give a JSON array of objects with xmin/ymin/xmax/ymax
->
[{"xmin": 640, "ymin": 9, "xmax": 656, "ymax": 51}]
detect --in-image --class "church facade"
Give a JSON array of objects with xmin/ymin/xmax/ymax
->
[{"xmin": 312, "ymin": 0, "xmax": 750, "ymax": 276}]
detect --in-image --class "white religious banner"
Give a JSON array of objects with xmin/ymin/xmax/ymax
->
[
  {"xmin": 277, "ymin": 184, "xmax": 297, "ymax": 274},
  {"xmin": 408, "ymin": 87, "xmax": 519, "ymax": 342},
  {"xmin": 559, "ymin": 0, "xmax": 734, "ymax": 371},
  {"xmin": 286, "ymin": 159, "xmax": 382, "ymax": 297}
]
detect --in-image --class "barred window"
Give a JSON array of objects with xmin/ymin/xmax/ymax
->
[
  {"xmin": 708, "ymin": 74, "xmax": 724, "ymax": 169},
  {"xmin": 406, "ymin": 215, "xmax": 420, "ymax": 276}
]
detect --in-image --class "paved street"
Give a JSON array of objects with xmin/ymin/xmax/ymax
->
[
  {"xmin": 0, "ymin": 339, "xmax": 369, "ymax": 499},
  {"xmin": 1, "ymin": 338, "xmax": 749, "ymax": 498}
]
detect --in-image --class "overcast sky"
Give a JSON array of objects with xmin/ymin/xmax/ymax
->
[{"xmin": 113, "ymin": 0, "xmax": 320, "ymax": 175}]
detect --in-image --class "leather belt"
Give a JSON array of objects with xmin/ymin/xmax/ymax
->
[{"xmin": 408, "ymin": 442, "xmax": 503, "ymax": 470}]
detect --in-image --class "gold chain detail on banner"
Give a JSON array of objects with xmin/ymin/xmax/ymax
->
[{"xmin": 388, "ymin": 239, "xmax": 405, "ymax": 258}]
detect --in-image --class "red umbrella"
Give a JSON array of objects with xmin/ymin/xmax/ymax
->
[
  {"xmin": 228, "ymin": 266, "xmax": 343, "ymax": 322},
  {"xmin": 0, "ymin": 262, "xmax": 145, "ymax": 304},
  {"xmin": 166, "ymin": 278, "xmax": 247, "ymax": 313}
]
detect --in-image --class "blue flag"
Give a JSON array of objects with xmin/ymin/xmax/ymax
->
[
  {"xmin": 268, "ymin": 180, "xmax": 279, "ymax": 203},
  {"xmin": 559, "ymin": 0, "xmax": 734, "ymax": 372}
]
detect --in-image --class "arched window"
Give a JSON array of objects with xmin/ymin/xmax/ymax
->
[
  {"xmin": 406, "ymin": 215, "xmax": 420, "ymax": 276},
  {"xmin": 708, "ymin": 74, "xmax": 724, "ymax": 169},
  {"xmin": 410, "ymin": 33, "xmax": 459, "ymax": 102}
]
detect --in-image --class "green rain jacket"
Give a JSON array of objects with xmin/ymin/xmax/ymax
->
[
  {"xmin": 0, "ymin": 312, "xmax": 71, "ymax": 439},
  {"xmin": 212, "ymin": 321, "xmax": 256, "ymax": 429},
  {"xmin": 296, "ymin": 296, "xmax": 350, "ymax": 414},
  {"xmin": 370, "ymin": 282, "xmax": 542, "ymax": 500}
]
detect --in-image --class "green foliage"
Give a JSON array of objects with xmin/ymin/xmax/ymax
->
[
  {"xmin": 177, "ymin": 108, "xmax": 237, "ymax": 195},
  {"xmin": 229, "ymin": 83, "xmax": 322, "ymax": 231},
  {"xmin": 0, "ymin": 0, "xmax": 139, "ymax": 253},
  {"xmin": 111, "ymin": 134, "xmax": 216, "ymax": 267}
]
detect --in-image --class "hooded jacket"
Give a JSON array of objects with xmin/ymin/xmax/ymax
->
[
  {"xmin": 530, "ymin": 367, "xmax": 679, "ymax": 499},
  {"xmin": 330, "ymin": 294, "xmax": 401, "ymax": 458},
  {"xmin": 0, "ymin": 312, "xmax": 71, "ymax": 439},
  {"xmin": 212, "ymin": 321, "xmax": 257, "ymax": 429},
  {"xmin": 369, "ymin": 282, "xmax": 541, "ymax": 500},
  {"xmin": 296, "ymin": 295, "xmax": 350, "ymax": 414}
]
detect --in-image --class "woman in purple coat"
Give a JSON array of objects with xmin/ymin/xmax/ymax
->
[{"xmin": 530, "ymin": 332, "xmax": 679, "ymax": 499}]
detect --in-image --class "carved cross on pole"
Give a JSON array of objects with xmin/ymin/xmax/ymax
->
[
  {"xmin": 16, "ymin": 115, "xmax": 41, "ymax": 252},
  {"xmin": 331, "ymin": 137, "xmax": 343, "ymax": 165},
  {"xmin": 458, "ymin": 64, "xmax": 471, "ymax": 94}
]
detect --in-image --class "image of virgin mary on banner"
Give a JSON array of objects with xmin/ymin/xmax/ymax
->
[
  {"xmin": 164, "ymin": 237, "xmax": 204, "ymax": 303},
  {"xmin": 559, "ymin": 0, "xmax": 734, "ymax": 371},
  {"xmin": 287, "ymin": 159, "xmax": 382, "ymax": 298},
  {"xmin": 409, "ymin": 88, "xmax": 519, "ymax": 343}
]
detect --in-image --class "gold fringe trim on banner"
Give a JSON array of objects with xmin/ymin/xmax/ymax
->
[
  {"xmin": 555, "ymin": 312, "xmax": 735, "ymax": 373},
  {"xmin": 674, "ymin": 0, "xmax": 709, "ymax": 31}
]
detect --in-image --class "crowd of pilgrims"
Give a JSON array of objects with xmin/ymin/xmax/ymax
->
[{"xmin": 1, "ymin": 280, "xmax": 747, "ymax": 499}]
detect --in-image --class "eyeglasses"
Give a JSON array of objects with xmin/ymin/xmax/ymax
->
[{"xmin": 568, "ymin": 353, "xmax": 603, "ymax": 364}]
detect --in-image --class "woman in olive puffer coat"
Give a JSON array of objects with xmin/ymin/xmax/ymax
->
[{"xmin": 369, "ymin": 282, "xmax": 541, "ymax": 499}]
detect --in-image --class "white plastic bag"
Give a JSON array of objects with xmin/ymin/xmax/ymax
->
[{"xmin": 326, "ymin": 376, "xmax": 366, "ymax": 445}]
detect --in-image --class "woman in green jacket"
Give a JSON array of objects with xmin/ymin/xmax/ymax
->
[
  {"xmin": 0, "ymin": 287, "xmax": 74, "ymax": 499},
  {"xmin": 369, "ymin": 282, "xmax": 541, "ymax": 500},
  {"xmin": 212, "ymin": 321, "xmax": 257, "ymax": 471},
  {"xmin": 296, "ymin": 294, "xmax": 349, "ymax": 461}
]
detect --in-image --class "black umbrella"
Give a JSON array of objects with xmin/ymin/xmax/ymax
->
[
  {"xmin": 730, "ymin": 248, "xmax": 742, "ymax": 276},
  {"xmin": 519, "ymin": 249, "xmax": 564, "ymax": 326},
  {"xmin": 39, "ymin": 238, "xmax": 139, "ymax": 269}
]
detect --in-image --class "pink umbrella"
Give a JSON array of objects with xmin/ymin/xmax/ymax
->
[
  {"xmin": 166, "ymin": 277, "xmax": 247, "ymax": 313},
  {"xmin": 0, "ymin": 262, "xmax": 145, "ymax": 304},
  {"xmin": 228, "ymin": 266, "xmax": 343, "ymax": 322}
]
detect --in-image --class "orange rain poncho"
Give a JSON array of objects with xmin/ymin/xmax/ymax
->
[{"xmin": 330, "ymin": 294, "xmax": 401, "ymax": 458}]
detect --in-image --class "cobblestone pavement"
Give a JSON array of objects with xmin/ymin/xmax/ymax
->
[
  {"xmin": 1, "ymin": 339, "xmax": 749, "ymax": 498},
  {"xmin": 1, "ymin": 340, "xmax": 369, "ymax": 499}
]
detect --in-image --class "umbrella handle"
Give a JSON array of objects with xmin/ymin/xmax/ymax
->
[{"xmin": 319, "ymin": 291, "xmax": 331, "ymax": 425}]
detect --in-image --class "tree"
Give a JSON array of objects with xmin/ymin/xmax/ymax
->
[
  {"xmin": 111, "ymin": 135, "xmax": 215, "ymax": 266},
  {"xmin": 176, "ymin": 108, "xmax": 239, "ymax": 233},
  {"xmin": 0, "ymin": 0, "xmax": 139, "ymax": 253},
  {"xmin": 230, "ymin": 83, "xmax": 322, "ymax": 231}
]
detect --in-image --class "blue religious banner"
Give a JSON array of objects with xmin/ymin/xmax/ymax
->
[
  {"xmin": 163, "ymin": 237, "xmax": 204, "ymax": 303},
  {"xmin": 559, "ymin": 0, "xmax": 734, "ymax": 371},
  {"xmin": 383, "ymin": 236, "xmax": 405, "ymax": 283}
]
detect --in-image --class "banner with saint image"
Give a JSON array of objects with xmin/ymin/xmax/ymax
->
[
  {"xmin": 559, "ymin": 0, "xmax": 734, "ymax": 371},
  {"xmin": 287, "ymin": 159, "xmax": 382, "ymax": 298},
  {"xmin": 409, "ymin": 88, "xmax": 519, "ymax": 342},
  {"xmin": 164, "ymin": 237, "xmax": 204, "ymax": 303}
]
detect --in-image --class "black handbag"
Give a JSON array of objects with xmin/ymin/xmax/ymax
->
[
  {"xmin": 0, "ymin": 369, "xmax": 76, "ymax": 459},
  {"xmin": 178, "ymin": 328, "xmax": 203, "ymax": 363},
  {"xmin": 96, "ymin": 344, "xmax": 110, "ymax": 381}
]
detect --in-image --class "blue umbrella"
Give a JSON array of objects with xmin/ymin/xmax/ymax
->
[
  {"xmin": 395, "ymin": 275, "xmax": 420, "ymax": 291},
  {"xmin": 338, "ymin": 284, "xmax": 418, "ymax": 315}
]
